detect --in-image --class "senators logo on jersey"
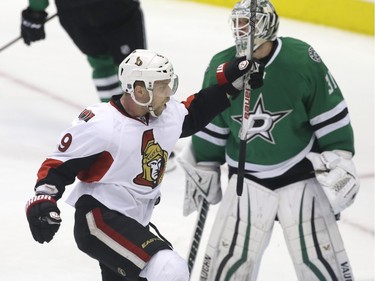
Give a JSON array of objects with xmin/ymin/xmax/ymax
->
[
  {"xmin": 78, "ymin": 109, "xmax": 95, "ymax": 122},
  {"xmin": 133, "ymin": 130, "xmax": 168, "ymax": 188}
]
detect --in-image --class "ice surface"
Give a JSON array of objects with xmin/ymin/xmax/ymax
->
[{"xmin": 0, "ymin": 0, "xmax": 373, "ymax": 280}]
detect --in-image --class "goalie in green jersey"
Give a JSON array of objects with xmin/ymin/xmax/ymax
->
[{"xmin": 178, "ymin": 0, "xmax": 359, "ymax": 280}]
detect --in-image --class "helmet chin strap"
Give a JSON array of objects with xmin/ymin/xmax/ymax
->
[
  {"xmin": 130, "ymin": 88, "xmax": 153, "ymax": 107},
  {"xmin": 129, "ymin": 88, "xmax": 162, "ymax": 117},
  {"xmin": 148, "ymin": 105, "xmax": 158, "ymax": 117}
]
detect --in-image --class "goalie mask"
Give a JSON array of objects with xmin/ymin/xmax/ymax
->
[
  {"xmin": 118, "ymin": 49, "xmax": 179, "ymax": 109},
  {"xmin": 230, "ymin": 0, "xmax": 279, "ymax": 56}
]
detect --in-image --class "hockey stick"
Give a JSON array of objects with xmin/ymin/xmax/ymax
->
[
  {"xmin": 0, "ymin": 13, "xmax": 58, "ymax": 53},
  {"xmin": 187, "ymin": 198, "xmax": 210, "ymax": 276},
  {"xmin": 236, "ymin": 0, "xmax": 257, "ymax": 196}
]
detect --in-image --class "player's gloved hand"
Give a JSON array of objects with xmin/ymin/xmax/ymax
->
[
  {"xmin": 249, "ymin": 59, "xmax": 265, "ymax": 89},
  {"xmin": 26, "ymin": 193, "xmax": 61, "ymax": 243},
  {"xmin": 306, "ymin": 150, "xmax": 359, "ymax": 214},
  {"xmin": 231, "ymin": 58, "xmax": 265, "ymax": 91},
  {"xmin": 21, "ymin": 7, "xmax": 48, "ymax": 45},
  {"xmin": 216, "ymin": 56, "xmax": 251, "ymax": 84},
  {"xmin": 216, "ymin": 57, "xmax": 265, "ymax": 96},
  {"xmin": 177, "ymin": 142, "xmax": 222, "ymax": 216},
  {"xmin": 216, "ymin": 56, "xmax": 252, "ymax": 96}
]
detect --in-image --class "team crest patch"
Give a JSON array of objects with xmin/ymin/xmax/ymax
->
[
  {"xmin": 133, "ymin": 129, "xmax": 168, "ymax": 188},
  {"xmin": 231, "ymin": 94, "xmax": 291, "ymax": 144},
  {"xmin": 78, "ymin": 109, "xmax": 95, "ymax": 122},
  {"xmin": 135, "ymin": 56, "xmax": 143, "ymax": 66},
  {"xmin": 308, "ymin": 46, "xmax": 321, "ymax": 63}
]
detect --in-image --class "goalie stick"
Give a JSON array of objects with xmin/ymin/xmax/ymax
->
[
  {"xmin": 176, "ymin": 152, "xmax": 217, "ymax": 277},
  {"xmin": 187, "ymin": 198, "xmax": 210, "ymax": 277},
  {"xmin": 236, "ymin": 0, "xmax": 257, "ymax": 196}
]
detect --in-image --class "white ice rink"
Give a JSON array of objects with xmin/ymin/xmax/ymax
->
[{"xmin": 0, "ymin": 0, "xmax": 373, "ymax": 280}]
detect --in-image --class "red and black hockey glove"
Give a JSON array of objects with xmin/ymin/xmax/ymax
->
[
  {"xmin": 21, "ymin": 7, "xmax": 48, "ymax": 45},
  {"xmin": 216, "ymin": 57, "xmax": 265, "ymax": 96},
  {"xmin": 25, "ymin": 195, "xmax": 61, "ymax": 243},
  {"xmin": 216, "ymin": 56, "xmax": 251, "ymax": 87}
]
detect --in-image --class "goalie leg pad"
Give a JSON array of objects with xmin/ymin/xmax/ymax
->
[
  {"xmin": 276, "ymin": 178, "xmax": 355, "ymax": 281},
  {"xmin": 200, "ymin": 175, "xmax": 279, "ymax": 281}
]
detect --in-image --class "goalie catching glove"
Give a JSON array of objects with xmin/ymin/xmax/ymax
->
[
  {"xmin": 177, "ymin": 143, "xmax": 222, "ymax": 216},
  {"xmin": 306, "ymin": 150, "xmax": 359, "ymax": 214},
  {"xmin": 25, "ymin": 184, "xmax": 62, "ymax": 243}
]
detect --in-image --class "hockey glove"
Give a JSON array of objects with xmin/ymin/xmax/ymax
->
[
  {"xmin": 26, "ymin": 194, "xmax": 61, "ymax": 243},
  {"xmin": 216, "ymin": 56, "xmax": 252, "ymax": 96},
  {"xmin": 249, "ymin": 59, "xmax": 265, "ymax": 89},
  {"xmin": 21, "ymin": 7, "xmax": 48, "ymax": 45},
  {"xmin": 177, "ymin": 143, "xmax": 222, "ymax": 216},
  {"xmin": 306, "ymin": 150, "xmax": 359, "ymax": 214},
  {"xmin": 231, "ymin": 58, "xmax": 265, "ymax": 91}
]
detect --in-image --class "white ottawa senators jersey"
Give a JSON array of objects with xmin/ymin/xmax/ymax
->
[
  {"xmin": 52, "ymin": 98, "xmax": 186, "ymax": 226},
  {"xmin": 35, "ymin": 84, "xmax": 232, "ymax": 226}
]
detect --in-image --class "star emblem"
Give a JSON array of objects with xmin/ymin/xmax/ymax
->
[{"xmin": 232, "ymin": 94, "xmax": 291, "ymax": 144}]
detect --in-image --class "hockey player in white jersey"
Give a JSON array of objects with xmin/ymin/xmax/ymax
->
[
  {"xmin": 24, "ymin": 49, "xmax": 255, "ymax": 281},
  {"xmin": 178, "ymin": 0, "xmax": 359, "ymax": 280}
]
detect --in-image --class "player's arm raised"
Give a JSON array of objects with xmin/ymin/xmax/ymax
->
[{"xmin": 180, "ymin": 57, "xmax": 252, "ymax": 137}]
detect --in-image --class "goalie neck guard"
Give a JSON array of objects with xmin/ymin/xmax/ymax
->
[{"xmin": 230, "ymin": 0, "xmax": 279, "ymax": 55}]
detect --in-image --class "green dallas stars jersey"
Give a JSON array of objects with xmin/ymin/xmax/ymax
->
[{"xmin": 192, "ymin": 37, "xmax": 355, "ymax": 189}]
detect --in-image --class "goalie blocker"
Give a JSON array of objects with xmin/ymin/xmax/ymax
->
[{"xmin": 177, "ymin": 142, "xmax": 222, "ymax": 217}]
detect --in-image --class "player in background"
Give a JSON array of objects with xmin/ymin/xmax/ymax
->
[
  {"xmin": 25, "ymin": 49, "xmax": 254, "ymax": 281},
  {"xmin": 20, "ymin": 0, "xmax": 146, "ymax": 102},
  {"xmin": 178, "ymin": 0, "xmax": 359, "ymax": 280}
]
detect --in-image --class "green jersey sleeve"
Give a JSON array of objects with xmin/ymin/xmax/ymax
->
[
  {"xmin": 295, "ymin": 39, "xmax": 355, "ymax": 154},
  {"xmin": 29, "ymin": 0, "xmax": 49, "ymax": 11}
]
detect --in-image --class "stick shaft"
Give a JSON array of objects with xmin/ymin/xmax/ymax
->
[
  {"xmin": 188, "ymin": 199, "xmax": 210, "ymax": 277},
  {"xmin": 236, "ymin": 0, "xmax": 257, "ymax": 196}
]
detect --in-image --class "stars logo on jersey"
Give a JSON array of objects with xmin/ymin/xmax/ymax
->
[
  {"xmin": 232, "ymin": 94, "xmax": 291, "ymax": 144},
  {"xmin": 133, "ymin": 129, "xmax": 168, "ymax": 188}
]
